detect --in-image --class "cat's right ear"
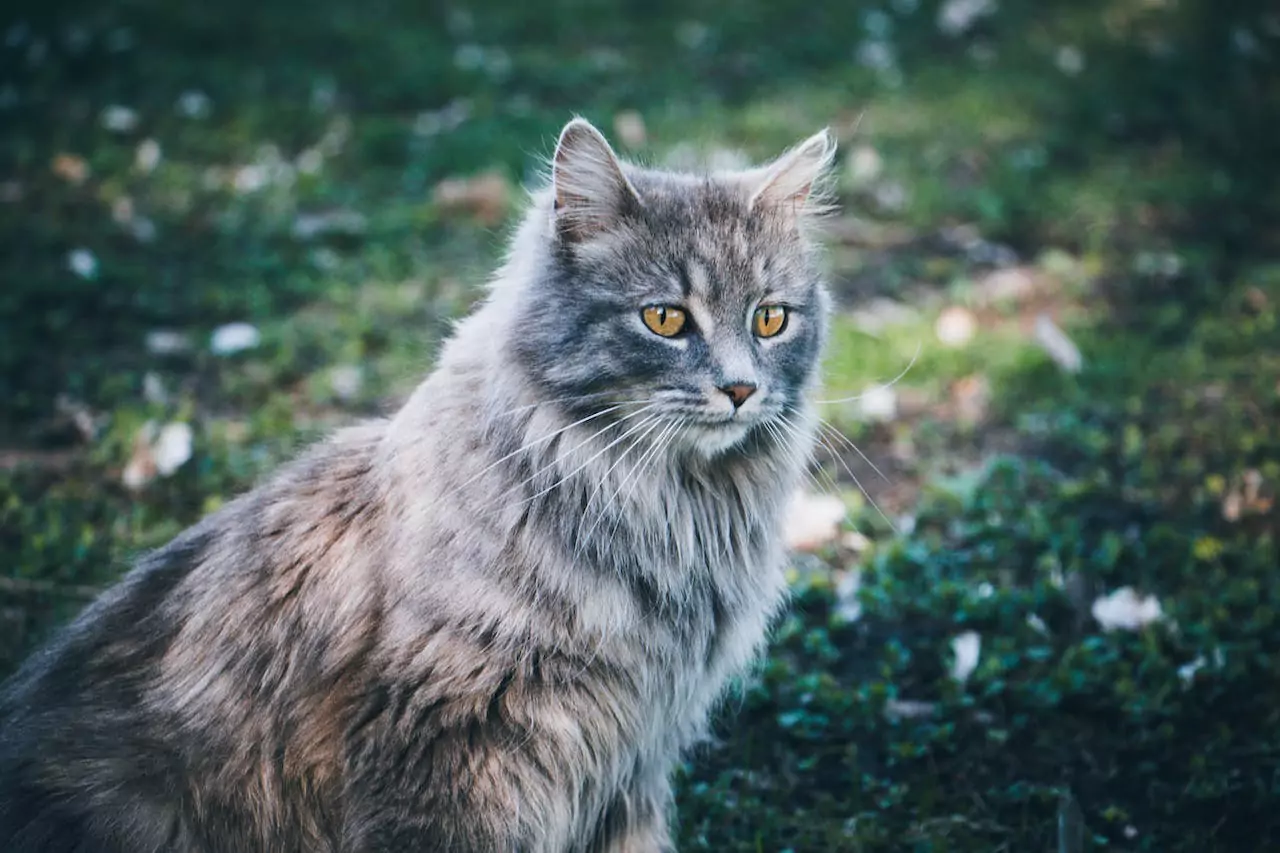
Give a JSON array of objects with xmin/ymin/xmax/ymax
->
[{"xmin": 551, "ymin": 118, "xmax": 643, "ymax": 244}]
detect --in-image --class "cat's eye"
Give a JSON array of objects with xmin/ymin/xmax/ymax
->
[
  {"xmin": 753, "ymin": 305, "xmax": 788, "ymax": 338},
  {"xmin": 642, "ymin": 305, "xmax": 687, "ymax": 337}
]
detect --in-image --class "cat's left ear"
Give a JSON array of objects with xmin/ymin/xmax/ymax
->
[
  {"xmin": 551, "ymin": 118, "xmax": 644, "ymax": 244},
  {"xmin": 747, "ymin": 128, "xmax": 837, "ymax": 215}
]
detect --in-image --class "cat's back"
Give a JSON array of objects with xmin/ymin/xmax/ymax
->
[{"xmin": 0, "ymin": 421, "xmax": 391, "ymax": 852}]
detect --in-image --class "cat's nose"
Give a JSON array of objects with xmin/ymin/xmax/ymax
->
[{"xmin": 718, "ymin": 383, "xmax": 757, "ymax": 408}]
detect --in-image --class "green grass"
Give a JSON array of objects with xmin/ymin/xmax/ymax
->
[{"xmin": 3, "ymin": 0, "xmax": 1280, "ymax": 849}]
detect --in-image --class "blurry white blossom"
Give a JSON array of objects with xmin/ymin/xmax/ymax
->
[
  {"xmin": 950, "ymin": 631, "xmax": 982, "ymax": 682},
  {"xmin": 1091, "ymin": 587, "xmax": 1163, "ymax": 632},
  {"xmin": 176, "ymin": 90, "xmax": 212, "ymax": 118},
  {"xmin": 232, "ymin": 165, "xmax": 268, "ymax": 193},
  {"xmin": 296, "ymin": 147, "xmax": 324, "ymax": 175},
  {"xmin": 153, "ymin": 423, "xmax": 193, "ymax": 475},
  {"xmin": 834, "ymin": 569, "xmax": 863, "ymax": 623},
  {"xmin": 210, "ymin": 323, "xmax": 261, "ymax": 355},
  {"xmin": 937, "ymin": 0, "xmax": 997, "ymax": 36},
  {"xmin": 329, "ymin": 365, "xmax": 364, "ymax": 402},
  {"xmin": 857, "ymin": 385, "xmax": 899, "ymax": 422},
  {"xmin": 1056, "ymin": 45, "xmax": 1085, "ymax": 75},
  {"xmin": 67, "ymin": 248, "xmax": 98, "ymax": 279},
  {"xmin": 613, "ymin": 110, "xmax": 647, "ymax": 148},
  {"xmin": 142, "ymin": 371, "xmax": 168, "ymax": 405},
  {"xmin": 414, "ymin": 99, "xmax": 471, "ymax": 137},
  {"xmin": 846, "ymin": 145, "xmax": 883, "ymax": 186},
  {"xmin": 145, "ymin": 330, "xmax": 191, "ymax": 355},
  {"xmin": 935, "ymin": 306, "xmax": 977, "ymax": 346},
  {"xmin": 135, "ymin": 138, "xmax": 161, "ymax": 173},
  {"xmin": 100, "ymin": 104, "xmax": 139, "ymax": 133}
]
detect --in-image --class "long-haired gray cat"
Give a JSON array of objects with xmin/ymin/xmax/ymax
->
[{"xmin": 0, "ymin": 117, "xmax": 836, "ymax": 852}]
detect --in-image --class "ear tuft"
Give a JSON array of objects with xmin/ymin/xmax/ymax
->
[
  {"xmin": 551, "ymin": 118, "xmax": 642, "ymax": 244},
  {"xmin": 748, "ymin": 128, "xmax": 838, "ymax": 215}
]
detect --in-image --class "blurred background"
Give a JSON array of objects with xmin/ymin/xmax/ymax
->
[{"xmin": 2, "ymin": 0, "xmax": 1278, "ymax": 849}]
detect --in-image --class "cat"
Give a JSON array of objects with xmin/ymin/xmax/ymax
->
[{"xmin": 0, "ymin": 116, "xmax": 836, "ymax": 852}]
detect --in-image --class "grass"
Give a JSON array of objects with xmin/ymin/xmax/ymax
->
[{"xmin": 3, "ymin": 0, "xmax": 1280, "ymax": 849}]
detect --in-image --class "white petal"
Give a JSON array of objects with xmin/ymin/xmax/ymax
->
[
  {"xmin": 1091, "ymin": 586, "xmax": 1164, "ymax": 632},
  {"xmin": 210, "ymin": 323, "xmax": 261, "ymax": 355},
  {"xmin": 950, "ymin": 631, "xmax": 982, "ymax": 682},
  {"xmin": 153, "ymin": 422, "xmax": 193, "ymax": 476},
  {"xmin": 67, "ymin": 248, "xmax": 97, "ymax": 279}
]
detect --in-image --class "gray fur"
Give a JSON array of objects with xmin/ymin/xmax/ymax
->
[{"xmin": 0, "ymin": 118, "xmax": 836, "ymax": 852}]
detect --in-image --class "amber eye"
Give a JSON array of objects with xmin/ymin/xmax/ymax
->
[
  {"xmin": 641, "ymin": 305, "xmax": 687, "ymax": 337},
  {"xmin": 753, "ymin": 305, "xmax": 788, "ymax": 338}
]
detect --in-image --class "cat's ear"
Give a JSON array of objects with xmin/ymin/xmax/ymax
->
[
  {"xmin": 748, "ymin": 128, "xmax": 837, "ymax": 215},
  {"xmin": 551, "ymin": 118, "xmax": 643, "ymax": 244}
]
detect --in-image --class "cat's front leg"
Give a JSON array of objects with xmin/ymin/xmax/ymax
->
[
  {"xmin": 602, "ymin": 820, "xmax": 675, "ymax": 853},
  {"xmin": 597, "ymin": 773, "xmax": 676, "ymax": 853}
]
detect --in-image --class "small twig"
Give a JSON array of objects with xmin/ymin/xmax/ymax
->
[{"xmin": 0, "ymin": 576, "xmax": 101, "ymax": 601}]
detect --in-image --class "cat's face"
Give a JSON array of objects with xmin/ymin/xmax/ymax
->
[{"xmin": 513, "ymin": 120, "xmax": 834, "ymax": 457}]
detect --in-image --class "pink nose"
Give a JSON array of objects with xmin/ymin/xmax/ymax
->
[{"xmin": 719, "ymin": 383, "xmax": 757, "ymax": 408}]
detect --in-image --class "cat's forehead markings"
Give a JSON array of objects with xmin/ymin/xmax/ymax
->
[
  {"xmin": 684, "ymin": 260, "xmax": 710, "ymax": 297},
  {"xmin": 752, "ymin": 255, "xmax": 768, "ymax": 283},
  {"xmin": 685, "ymin": 292, "xmax": 715, "ymax": 335}
]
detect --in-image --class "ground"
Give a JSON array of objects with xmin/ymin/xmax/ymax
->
[{"xmin": 2, "ymin": 0, "xmax": 1279, "ymax": 850}]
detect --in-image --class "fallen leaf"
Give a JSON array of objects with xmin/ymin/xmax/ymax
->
[
  {"xmin": 123, "ymin": 421, "xmax": 193, "ymax": 489},
  {"xmin": 784, "ymin": 491, "xmax": 847, "ymax": 552},
  {"xmin": 432, "ymin": 170, "xmax": 513, "ymax": 225},
  {"xmin": 1034, "ymin": 314, "xmax": 1083, "ymax": 373},
  {"xmin": 950, "ymin": 374, "xmax": 991, "ymax": 424},
  {"xmin": 52, "ymin": 153, "xmax": 90, "ymax": 184},
  {"xmin": 612, "ymin": 110, "xmax": 647, "ymax": 148},
  {"xmin": 972, "ymin": 266, "xmax": 1045, "ymax": 305}
]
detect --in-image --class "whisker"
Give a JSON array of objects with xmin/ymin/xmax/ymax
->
[
  {"xmin": 571, "ymin": 415, "xmax": 667, "ymax": 549},
  {"xmin": 604, "ymin": 420, "xmax": 685, "ymax": 547},
  {"xmin": 516, "ymin": 407, "xmax": 664, "ymax": 508},
  {"xmin": 778, "ymin": 414, "xmax": 899, "ymax": 534},
  {"xmin": 817, "ymin": 418, "xmax": 891, "ymax": 484},
  {"xmin": 448, "ymin": 403, "xmax": 629, "ymax": 496},
  {"xmin": 763, "ymin": 419, "xmax": 831, "ymax": 496},
  {"xmin": 491, "ymin": 391, "xmax": 652, "ymax": 420},
  {"xmin": 583, "ymin": 418, "xmax": 682, "ymax": 557},
  {"xmin": 811, "ymin": 339, "xmax": 922, "ymax": 405}
]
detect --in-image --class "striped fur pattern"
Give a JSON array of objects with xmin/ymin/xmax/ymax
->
[{"xmin": 0, "ymin": 118, "xmax": 837, "ymax": 852}]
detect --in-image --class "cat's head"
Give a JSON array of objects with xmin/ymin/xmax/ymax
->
[{"xmin": 510, "ymin": 118, "xmax": 836, "ymax": 457}]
